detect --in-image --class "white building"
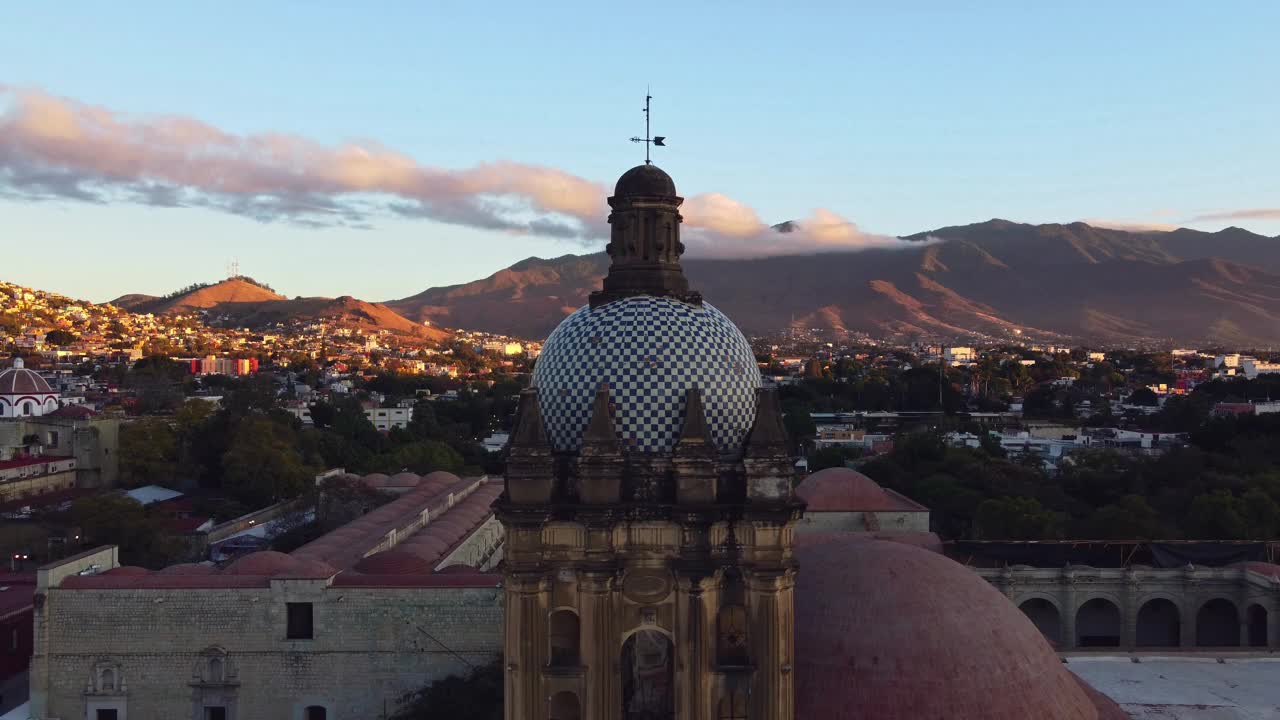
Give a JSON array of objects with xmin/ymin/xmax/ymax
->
[
  {"xmin": 1240, "ymin": 357, "xmax": 1280, "ymax": 379},
  {"xmin": 943, "ymin": 347, "xmax": 976, "ymax": 364}
]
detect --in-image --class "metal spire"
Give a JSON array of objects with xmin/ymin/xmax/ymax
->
[{"xmin": 629, "ymin": 90, "xmax": 665, "ymax": 164}]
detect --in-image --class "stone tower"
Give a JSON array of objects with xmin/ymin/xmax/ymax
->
[{"xmin": 494, "ymin": 163, "xmax": 804, "ymax": 720}]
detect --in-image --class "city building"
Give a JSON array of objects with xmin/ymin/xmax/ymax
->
[{"xmin": 29, "ymin": 472, "xmax": 504, "ymax": 720}]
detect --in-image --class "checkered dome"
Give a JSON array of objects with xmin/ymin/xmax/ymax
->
[{"xmin": 533, "ymin": 296, "xmax": 761, "ymax": 454}]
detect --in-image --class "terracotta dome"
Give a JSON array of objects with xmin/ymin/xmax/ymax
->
[
  {"xmin": 286, "ymin": 558, "xmax": 337, "ymax": 578},
  {"xmin": 102, "ymin": 566, "xmax": 150, "ymax": 576},
  {"xmin": 794, "ymin": 535, "xmax": 1125, "ymax": 719},
  {"xmin": 222, "ymin": 551, "xmax": 299, "ymax": 576},
  {"xmin": 614, "ymin": 163, "xmax": 677, "ymax": 197},
  {"xmin": 388, "ymin": 472, "xmax": 421, "ymax": 487},
  {"xmin": 798, "ymin": 467, "xmax": 910, "ymax": 512},
  {"xmin": 436, "ymin": 562, "xmax": 483, "ymax": 574},
  {"xmin": 157, "ymin": 563, "xmax": 215, "ymax": 575},
  {"xmin": 361, "ymin": 473, "xmax": 390, "ymax": 488},
  {"xmin": 0, "ymin": 357, "xmax": 54, "ymax": 395},
  {"xmin": 353, "ymin": 550, "xmax": 432, "ymax": 575},
  {"xmin": 420, "ymin": 471, "xmax": 460, "ymax": 486}
]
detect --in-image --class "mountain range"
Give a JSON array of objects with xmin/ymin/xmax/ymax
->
[{"xmin": 385, "ymin": 220, "xmax": 1280, "ymax": 347}]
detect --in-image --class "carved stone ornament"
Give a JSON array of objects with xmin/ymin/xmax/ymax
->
[{"xmin": 622, "ymin": 568, "xmax": 673, "ymax": 604}]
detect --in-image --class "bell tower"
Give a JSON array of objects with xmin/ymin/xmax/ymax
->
[{"xmin": 495, "ymin": 159, "xmax": 803, "ymax": 720}]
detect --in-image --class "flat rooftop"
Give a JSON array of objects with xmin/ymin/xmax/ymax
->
[{"xmin": 1068, "ymin": 656, "xmax": 1280, "ymax": 720}]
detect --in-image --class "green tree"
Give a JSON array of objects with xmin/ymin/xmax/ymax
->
[
  {"xmin": 69, "ymin": 494, "xmax": 185, "ymax": 568},
  {"xmin": 118, "ymin": 418, "xmax": 178, "ymax": 487},
  {"xmin": 222, "ymin": 415, "xmax": 312, "ymax": 506},
  {"xmin": 1080, "ymin": 495, "xmax": 1164, "ymax": 539},
  {"xmin": 1185, "ymin": 491, "xmax": 1248, "ymax": 539},
  {"xmin": 974, "ymin": 496, "xmax": 1063, "ymax": 540},
  {"xmin": 45, "ymin": 329, "xmax": 78, "ymax": 346}
]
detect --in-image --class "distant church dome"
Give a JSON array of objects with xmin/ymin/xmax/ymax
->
[
  {"xmin": 0, "ymin": 357, "xmax": 59, "ymax": 418},
  {"xmin": 794, "ymin": 535, "xmax": 1127, "ymax": 720},
  {"xmin": 614, "ymin": 163, "xmax": 677, "ymax": 197},
  {"xmin": 533, "ymin": 296, "xmax": 760, "ymax": 453},
  {"xmin": 0, "ymin": 357, "xmax": 53, "ymax": 395}
]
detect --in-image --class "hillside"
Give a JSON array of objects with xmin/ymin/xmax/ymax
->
[
  {"xmin": 121, "ymin": 278, "xmax": 445, "ymax": 340},
  {"xmin": 114, "ymin": 278, "xmax": 285, "ymax": 315},
  {"xmin": 386, "ymin": 220, "xmax": 1280, "ymax": 346}
]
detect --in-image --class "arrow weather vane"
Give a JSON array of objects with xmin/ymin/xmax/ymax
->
[{"xmin": 630, "ymin": 90, "xmax": 665, "ymax": 165}]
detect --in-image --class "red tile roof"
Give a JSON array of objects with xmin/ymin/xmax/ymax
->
[{"xmin": 0, "ymin": 455, "xmax": 74, "ymax": 471}]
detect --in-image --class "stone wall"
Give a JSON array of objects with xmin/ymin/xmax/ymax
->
[
  {"xmin": 31, "ymin": 578, "xmax": 503, "ymax": 720},
  {"xmin": 978, "ymin": 564, "xmax": 1280, "ymax": 651},
  {"xmin": 796, "ymin": 510, "xmax": 929, "ymax": 534}
]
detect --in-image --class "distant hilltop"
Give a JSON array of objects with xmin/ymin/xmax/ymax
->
[{"xmin": 112, "ymin": 277, "xmax": 447, "ymax": 341}]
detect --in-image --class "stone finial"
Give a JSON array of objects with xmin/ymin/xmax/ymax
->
[
  {"xmin": 674, "ymin": 387, "xmax": 718, "ymax": 504},
  {"xmin": 581, "ymin": 383, "xmax": 620, "ymax": 451},
  {"xmin": 742, "ymin": 387, "xmax": 795, "ymax": 501},
  {"xmin": 510, "ymin": 388, "xmax": 550, "ymax": 449},
  {"xmin": 576, "ymin": 383, "xmax": 623, "ymax": 504},
  {"xmin": 505, "ymin": 388, "xmax": 555, "ymax": 505},
  {"xmin": 674, "ymin": 387, "xmax": 715, "ymax": 455},
  {"xmin": 745, "ymin": 387, "xmax": 789, "ymax": 456}
]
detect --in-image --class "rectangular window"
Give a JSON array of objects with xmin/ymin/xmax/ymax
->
[
  {"xmin": 204, "ymin": 707, "xmax": 227, "ymax": 720},
  {"xmin": 47, "ymin": 431, "xmax": 59, "ymax": 447},
  {"xmin": 96, "ymin": 711, "xmax": 119, "ymax": 720},
  {"xmin": 286, "ymin": 602, "xmax": 314, "ymax": 639}
]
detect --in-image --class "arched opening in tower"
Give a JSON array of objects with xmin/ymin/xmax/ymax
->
[{"xmin": 622, "ymin": 630, "xmax": 674, "ymax": 720}]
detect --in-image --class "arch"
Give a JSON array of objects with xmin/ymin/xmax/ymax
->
[
  {"xmin": 21, "ymin": 401, "xmax": 32, "ymax": 416},
  {"xmin": 1196, "ymin": 598, "xmax": 1241, "ymax": 647},
  {"xmin": 548, "ymin": 609, "xmax": 580, "ymax": 666},
  {"xmin": 208, "ymin": 657, "xmax": 224, "ymax": 683},
  {"xmin": 100, "ymin": 667, "xmax": 116, "ymax": 691},
  {"xmin": 1018, "ymin": 598, "xmax": 1062, "ymax": 647},
  {"xmin": 549, "ymin": 691, "xmax": 581, "ymax": 720},
  {"xmin": 1136, "ymin": 598, "xmax": 1181, "ymax": 647},
  {"xmin": 1246, "ymin": 604, "xmax": 1268, "ymax": 648},
  {"xmin": 622, "ymin": 629, "xmax": 674, "ymax": 720},
  {"xmin": 1075, "ymin": 598, "xmax": 1121, "ymax": 648}
]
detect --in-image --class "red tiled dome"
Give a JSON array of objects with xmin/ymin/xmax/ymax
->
[
  {"xmin": 222, "ymin": 551, "xmax": 299, "ymax": 576},
  {"xmin": 797, "ymin": 467, "xmax": 916, "ymax": 512},
  {"xmin": 102, "ymin": 566, "xmax": 150, "ymax": 576},
  {"xmin": 157, "ymin": 563, "xmax": 215, "ymax": 575},
  {"xmin": 285, "ymin": 558, "xmax": 336, "ymax": 578},
  {"xmin": 388, "ymin": 472, "xmax": 421, "ymax": 487},
  {"xmin": 421, "ymin": 471, "xmax": 460, "ymax": 486},
  {"xmin": 353, "ymin": 550, "xmax": 432, "ymax": 575},
  {"xmin": 361, "ymin": 473, "xmax": 391, "ymax": 488},
  {"xmin": 795, "ymin": 535, "xmax": 1122, "ymax": 720},
  {"xmin": 0, "ymin": 358, "xmax": 54, "ymax": 395}
]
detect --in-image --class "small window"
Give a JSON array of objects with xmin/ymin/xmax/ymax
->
[
  {"xmin": 204, "ymin": 708, "xmax": 227, "ymax": 720},
  {"xmin": 286, "ymin": 602, "xmax": 314, "ymax": 639},
  {"xmin": 305, "ymin": 706, "xmax": 327, "ymax": 720},
  {"xmin": 96, "ymin": 710, "xmax": 119, "ymax": 720},
  {"xmin": 10, "ymin": 627, "xmax": 17, "ymax": 652},
  {"xmin": 100, "ymin": 668, "xmax": 117, "ymax": 691},
  {"xmin": 208, "ymin": 657, "xmax": 224, "ymax": 682},
  {"xmin": 47, "ymin": 431, "xmax": 59, "ymax": 447}
]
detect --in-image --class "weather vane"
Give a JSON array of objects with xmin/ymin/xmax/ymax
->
[{"xmin": 629, "ymin": 90, "xmax": 665, "ymax": 165}]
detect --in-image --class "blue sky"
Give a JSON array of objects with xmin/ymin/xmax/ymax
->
[{"xmin": 1, "ymin": 1, "xmax": 1277, "ymax": 303}]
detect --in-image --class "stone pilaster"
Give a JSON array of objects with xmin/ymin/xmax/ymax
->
[
  {"xmin": 505, "ymin": 573, "xmax": 549, "ymax": 720},
  {"xmin": 747, "ymin": 571, "xmax": 795, "ymax": 720},
  {"xmin": 579, "ymin": 572, "xmax": 619, "ymax": 720}
]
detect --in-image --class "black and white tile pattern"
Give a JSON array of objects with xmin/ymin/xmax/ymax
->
[{"xmin": 532, "ymin": 296, "xmax": 761, "ymax": 454}]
